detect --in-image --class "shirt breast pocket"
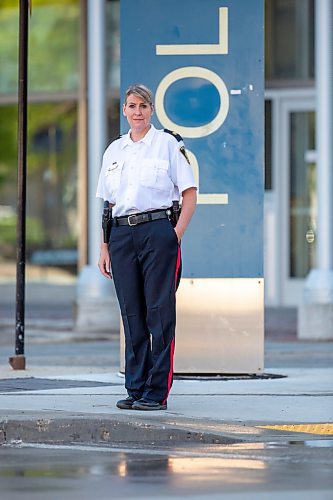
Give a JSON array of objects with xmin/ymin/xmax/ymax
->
[
  {"xmin": 140, "ymin": 159, "xmax": 172, "ymax": 192},
  {"xmin": 105, "ymin": 161, "xmax": 124, "ymax": 194}
]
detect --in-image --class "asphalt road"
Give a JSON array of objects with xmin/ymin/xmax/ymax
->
[
  {"xmin": 1, "ymin": 339, "xmax": 333, "ymax": 371},
  {"xmin": 1, "ymin": 441, "xmax": 332, "ymax": 500}
]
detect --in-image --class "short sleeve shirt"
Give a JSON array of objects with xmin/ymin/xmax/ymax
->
[{"xmin": 96, "ymin": 125, "xmax": 197, "ymax": 217}]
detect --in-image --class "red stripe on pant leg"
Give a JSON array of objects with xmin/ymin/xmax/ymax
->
[
  {"xmin": 163, "ymin": 336, "xmax": 175, "ymax": 405},
  {"xmin": 174, "ymin": 245, "xmax": 181, "ymax": 291},
  {"xmin": 163, "ymin": 245, "xmax": 180, "ymax": 404}
]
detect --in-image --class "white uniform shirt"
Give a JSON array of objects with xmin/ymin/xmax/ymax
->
[{"xmin": 96, "ymin": 125, "xmax": 197, "ymax": 217}]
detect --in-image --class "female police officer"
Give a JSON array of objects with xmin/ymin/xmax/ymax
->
[{"xmin": 97, "ymin": 84, "xmax": 197, "ymax": 410}]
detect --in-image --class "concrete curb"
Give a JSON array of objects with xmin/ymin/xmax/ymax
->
[{"xmin": 0, "ymin": 417, "xmax": 242, "ymax": 447}]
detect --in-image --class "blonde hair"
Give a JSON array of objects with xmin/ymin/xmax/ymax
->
[{"xmin": 124, "ymin": 84, "xmax": 154, "ymax": 106}]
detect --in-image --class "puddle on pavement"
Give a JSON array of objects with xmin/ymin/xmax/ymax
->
[
  {"xmin": 231, "ymin": 439, "xmax": 333, "ymax": 449},
  {"xmin": 0, "ymin": 440, "xmax": 332, "ymax": 496},
  {"xmin": 0, "ymin": 445, "xmax": 268, "ymax": 480},
  {"xmin": 0, "ymin": 443, "xmax": 331, "ymax": 479},
  {"xmin": 280, "ymin": 439, "xmax": 333, "ymax": 448}
]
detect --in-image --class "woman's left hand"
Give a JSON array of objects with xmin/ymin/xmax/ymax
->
[
  {"xmin": 174, "ymin": 227, "xmax": 182, "ymax": 244},
  {"xmin": 173, "ymin": 188, "xmax": 197, "ymax": 244}
]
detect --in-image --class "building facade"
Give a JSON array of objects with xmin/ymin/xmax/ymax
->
[{"xmin": 0, "ymin": 0, "xmax": 321, "ymax": 306}]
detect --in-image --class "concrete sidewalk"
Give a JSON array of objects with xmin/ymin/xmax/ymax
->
[
  {"xmin": 0, "ymin": 367, "xmax": 332, "ymax": 446},
  {"xmin": 0, "ymin": 282, "xmax": 332, "ymax": 447}
]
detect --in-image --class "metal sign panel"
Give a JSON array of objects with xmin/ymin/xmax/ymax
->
[{"xmin": 121, "ymin": 0, "xmax": 264, "ymax": 279}]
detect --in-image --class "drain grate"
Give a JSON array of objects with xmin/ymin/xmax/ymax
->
[{"xmin": 0, "ymin": 377, "xmax": 120, "ymax": 393}]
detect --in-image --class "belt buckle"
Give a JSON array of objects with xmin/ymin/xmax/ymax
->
[{"xmin": 127, "ymin": 214, "xmax": 137, "ymax": 226}]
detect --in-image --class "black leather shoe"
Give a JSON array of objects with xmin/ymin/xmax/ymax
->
[
  {"xmin": 132, "ymin": 398, "xmax": 167, "ymax": 411},
  {"xmin": 116, "ymin": 396, "xmax": 137, "ymax": 410}
]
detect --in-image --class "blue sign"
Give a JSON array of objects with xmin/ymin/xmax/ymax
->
[{"xmin": 121, "ymin": 0, "xmax": 264, "ymax": 279}]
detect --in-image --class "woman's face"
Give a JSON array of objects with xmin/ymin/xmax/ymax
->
[{"xmin": 123, "ymin": 94, "xmax": 153, "ymax": 135}]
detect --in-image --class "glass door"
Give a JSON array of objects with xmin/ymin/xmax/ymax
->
[
  {"xmin": 289, "ymin": 111, "xmax": 316, "ymax": 278},
  {"xmin": 280, "ymin": 95, "xmax": 316, "ymax": 305}
]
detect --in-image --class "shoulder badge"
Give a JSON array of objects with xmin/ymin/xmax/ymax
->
[
  {"xmin": 164, "ymin": 129, "xmax": 183, "ymax": 142},
  {"xmin": 180, "ymin": 146, "xmax": 191, "ymax": 165}
]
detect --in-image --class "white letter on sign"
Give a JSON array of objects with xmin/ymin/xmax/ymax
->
[
  {"xmin": 187, "ymin": 150, "xmax": 229, "ymax": 205},
  {"xmin": 156, "ymin": 7, "xmax": 228, "ymax": 55},
  {"xmin": 155, "ymin": 67, "xmax": 229, "ymax": 139}
]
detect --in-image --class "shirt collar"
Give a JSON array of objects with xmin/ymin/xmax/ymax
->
[{"xmin": 120, "ymin": 124, "xmax": 156, "ymax": 149}]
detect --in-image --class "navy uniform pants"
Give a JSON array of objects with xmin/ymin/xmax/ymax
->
[{"xmin": 109, "ymin": 217, "xmax": 181, "ymax": 404}]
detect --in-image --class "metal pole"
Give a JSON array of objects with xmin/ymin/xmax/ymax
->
[
  {"xmin": 87, "ymin": 0, "xmax": 106, "ymax": 265},
  {"xmin": 77, "ymin": 0, "xmax": 88, "ymax": 271},
  {"xmin": 298, "ymin": 0, "xmax": 333, "ymax": 339},
  {"xmin": 316, "ymin": 0, "xmax": 333, "ymax": 269},
  {"xmin": 9, "ymin": 0, "xmax": 29, "ymax": 370}
]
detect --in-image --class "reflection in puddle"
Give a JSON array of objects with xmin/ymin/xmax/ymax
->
[
  {"xmin": 0, "ymin": 438, "xmax": 332, "ymax": 482},
  {"xmin": 226, "ymin": 439, "xmax": 333, "ymax": 450},
  {"xmin": 264, "ymin": 439, "xmax": 333, "ymax": 449},
  {"xmin": 0, "ymin": 446, "xmax": 267, "ymax": 481},
  {"xmin": 0, "ymin": 439, "xmax": 332, "ymax": 500},
  {"xmin": 291, "ymin": 439, "xmax": 333, "ymax": 448},
  {"xmin": 116, "ymin": 455, "xmax": 266, "ymax": 480},
  {"xmin": 0, "ymin": 466, "xmax": 88, "ymax": 479},
  {"xmin": 169, "ymin": 456, "xmax": 266, "ymax": 473},
  {"xmin": 117, "ymin": 454, "xmax": 172, "ymax": 478}
]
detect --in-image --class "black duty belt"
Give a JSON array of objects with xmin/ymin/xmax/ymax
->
[{"xmin": 113, "ymin": 209, "xmax": 170, "ymax": 227}]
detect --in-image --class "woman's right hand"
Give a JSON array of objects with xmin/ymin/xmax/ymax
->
[{"xmin": 98, "ymin": 244, "xmax": 112, "ymax": 279}]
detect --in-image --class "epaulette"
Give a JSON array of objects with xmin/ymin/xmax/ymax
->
[{"xmin": 164, "ymin": 129, "xmax": 183, "ymax": 142}]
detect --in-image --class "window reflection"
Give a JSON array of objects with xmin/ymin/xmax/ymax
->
[
  {"xmin": 0, "ymin": 0, "xmax": 80, "ymax": 95},
  {"xmin": 0, "ymin": 102, "xmax": 78, "ymax": 277},
  {"xmin": 106, "ymin": 0, "xmax": 120, "ymax": 91},
  {"xmin": 265, "ymin": 0, "xmax": 315, "ymax": 84},
  {"xmin": 0, "ymin": 0, "xmax": 121, "ymax": 281}
]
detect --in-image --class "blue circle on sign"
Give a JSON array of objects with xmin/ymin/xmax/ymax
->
[{"xmin": 164, "ymin": 78, "xmax": 221, "ymax": 127}]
